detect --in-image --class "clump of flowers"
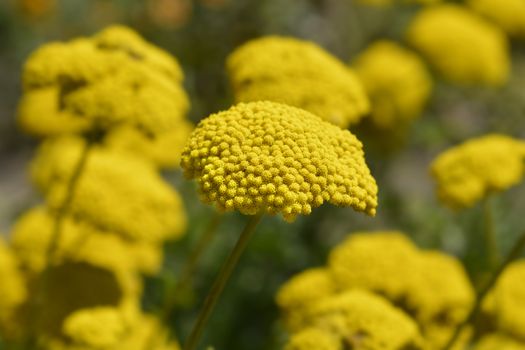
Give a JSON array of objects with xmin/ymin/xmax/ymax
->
[
  {"xmin": 468, "ymin": 0, "xmax": 525, "ymax": 39},
  {"xmin": 181, "ymin": 101, "xmax": 378, "ymax": 222},
  {"xmin": 226, "ymin": 37, "xmax": 370, "ymax": 128},
  {"xmin": 277, "ymin": 231, "xmax": 475, "ymax": 349},
  {"xmin": 283, "ymin": 290, "xmax": 424, "ymax": 350},
  {"xmin": 353, "ymin": 40, "xmax": 432, "ymax": 130},
  {"xmin": 474, "ymin": 333, "xmax": 525, "ymax": 350},
  {"xmin": 406, "ymin": 4, "xmax": 510, "ymax": 86},
  {"xmin": 430, "ymin": 134, "xmax": 525, "ymax": 210}
]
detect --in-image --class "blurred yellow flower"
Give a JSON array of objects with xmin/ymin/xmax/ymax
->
[
  {"xmin": 19, "ymin": 25, "xmax": 189, "ymax": 136},
  {"xmin": 353, "ymin": 40, "xmax": 432, "ymax": 129},
  {"xmin": 468, "ymin": 0, "xmax": 525, "ymax": 39},
  {"xmin": 227, "ymin": 36, "xmax": 369, "ymax": 128},
  {"xmin": 276, "ymin": 268, "xmax": 337, "ymax": 331},
  {"xmin": 430, "ymin": 134, "xmax": 525, "ymax": 209},
  {"xmin": 474, "ymin": 333, "xmax": 525, "ymax": 350},
  {"xmin": 0, "ymin": 237, "xmax": 27, "ymax": 339},
  {"xmin": 407, "ymin": 4, "xmax": 509, "ymax": 86},
  {"xmin": 31, "ymin": 136, "xmax": 187, "ymax": 242},
  {"xmin": 11, "ymin": 207, "xmax": 164, "ymax": 275},
  {"xmin": 284, "ymin": 328, "xmax": 341, "ymax": 350},
  {"xmin": 491, "ymin": 260, "xmax": 525, "ymax": 342},
  {"xmin": 181, "ymin": 101, "xmax": 378, "ymax": 222},
  {"xmin": 356, "ymin": 0, "xmax": 441, "ymax": 6},
  {"xmin": 299, "ymin": 290, "xmax": 424, "ymax": 349}
]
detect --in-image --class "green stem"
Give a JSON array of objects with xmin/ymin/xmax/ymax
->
[
  {"xmin": 483, "ymin": 197, "xmax": 500, "ymax": 269},
  {"xmin": 144, "ymin": 212, "xmax": 223, "ymax": 349},
  {"xmin": 183, "ymin": 213, "xmax": 263, "ymax": 350},
  {"xmin": 26, "ymin": 140, "xmax": 92, "ymax": 350},
  {"xmin": 442, "ymin": 231, "xmax": 525, "ymax": 350}
]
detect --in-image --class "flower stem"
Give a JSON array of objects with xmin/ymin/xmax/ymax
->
[
  {"xmin": 442, "ymin": 231, "xmax": 525, "ymax": 350},
  {"xmin": 144, "ymin": 212, "xmax": 223, "ymax": 350},
  {"xmin": 183, "ymin": 213, "xmax": 263, "ymax": 350},
  {"xmin": 482, "ymin": 197, "xmax": 499, "ymax": 269}
]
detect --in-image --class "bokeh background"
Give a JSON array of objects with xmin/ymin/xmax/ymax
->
[{"xmin": 1, "ymin": 0, "xmax": 525, "ymax": 349}]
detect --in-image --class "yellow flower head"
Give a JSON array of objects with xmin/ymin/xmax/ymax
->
[
  {"xmin": 19, "ymin": 25, "xmax": 189, "ymax": 136},
  {"xmin": 103, "ymin": 120, "xmax": 194, "ymax": 169},
  {"xmin": 353, "ymin": 40, "xmax": 432, "ymax": 129},
  {"xmin": 31, "ymin": 136, "xmax": 187, "ymax": 242},
  {"xmin": 181, "ymin": 101, "xmax": 378, "ymax": 222},
  {"xmin": 0, "ymin": 237, "xmax": 27, "ymax": 339},
  {"xmin": 407, "ymin": 4, "xmax": 509, "ymax": 86},
  {"xmin": 356, "ymin": 0, "xmax": 442, "ymax": 7},
  {"xmin": 227, "ymin": 36, "xmax": 369, "ymax": 128},
  {"xmin": 276, "ymin": 268, "xmax": 337, "ymax": 331},
  {"xmin": 491, "ymin": 260, "xmax": 525, "ymax": 341},
  {"xmin": 474, "ymin": 333, "xmax": 525, "ymax": 350},
  {"xmin": 468, "ymin": 0, "xmax": 525, "ymax": 39},
  {"xmin": 300, "ymin": 290, "xmax": 424, "ymax": 349},
  {"xmin": 327, "ymin": 232, "xmax": 474, "ymax": 348},
  {"xmin": 284, "ymin": 328, "xmax": 341, "ymax": 350},
  {"xmin": 430, "ymin": 134, "xmax": 525, "ymax": 209},
  {"xmin": 11, "ymin": 207, "xmax": 164, "ymax": 275}
]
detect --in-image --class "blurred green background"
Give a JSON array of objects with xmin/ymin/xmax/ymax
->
[{"xmin": 1, "ymin": 0, "xmax": 525, "ymax": 349}]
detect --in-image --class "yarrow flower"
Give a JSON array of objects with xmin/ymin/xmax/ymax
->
[
  {"xmin": 284, "ymin": 328, "xmax": 341, "ymax": 350},
  {"xmin": 180, "ymin": 101, "xmax": 378, "ymax": 222},
  {"xmin": 474, "ymin": 333, "xmax": 525, "ymax": 350},
  {"xmin": 31, "ymin": 136, "xmax": 187, "ymax": 242},
  {"xmin": 285, "ymin": 290, "xmax": 424, "ymax": 350},
  {"xmin": 18, "ymin": 25, "xmax": 190, "ymax": 143},
  {"xmin": 430, "ymin": 134, "xmax": 525, "ymax": 209},
  {"xmin": 353, "ymin": 40, "xmax": 432, "ymax": 129},
  {"xmin": 406, "ymin": 4, "xmax": 510, "ymax": 86},
  {"xmin": 277, "ymin": 231, "xmax": 474, "ymax": 349},
  {"xmin": 468, "ymin": 0, "xmax": 525, "ymax": 39},
  {"xmin": 226, "ymin": 37, "xmax": 369, "ymax": 128}
]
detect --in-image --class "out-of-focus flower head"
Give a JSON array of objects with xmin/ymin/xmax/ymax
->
[
  {"xmin": 328, "ymin": 232, "xmax": 474, "ymax": 347},
  {"xmin": 226, "ymin": 37, "xmax": 369, "ymax": 128},
  {"xmin": 356, "ymin": 0, "xmax": 442, "ymax": 7},
  {"xmin": 468, "ymin": 0, "xmax": 525, "ymax": 39},
  {"xmin": 407, "ymin": 4, "xmax": 510, "ymax": 86},
  {"xmin": 353, "ymin": 40, "xmax": 432, "ymax": 129},
  {"xmin": 474, "ymin": 333, "xmax": 525, "ymax": 350},
  {"xmin": 0, "ymin": 237, "xmax": 27, "ymax": 339},
  {"xmin": 11, "ymin": 207, "xmax": 164, "ymax": 276},
  {"xmin": 181, "ymin": 101, "xmax": 378, "ymax": 222},
  {"xmin": 298, "ymin": 290, "xmax": 424, "ymax": 349},
  {"xmin": 31, "ymin": 136, "xmax": 187, "ymax": 243},
  {"xmin": 276, "ymin": 268, "xmax": 337, "ymax": 331},
  {"xmin": 284, "ymin": 328, "xmax": 341, "ymax": 350},
  {"xmin": 19, "ymin": 25, "xmax": 189, "ymax": 137},
  {"xmin": 430, "ymin": 134, "xmax": 525, "ymax": 210},
  {"xmin": 490, "ymin": 260, "xmax": 525, "ymax": 342},
  {"xmin": 147, "ymin": 0, "xmax": 193, "ymax": 29},
  {"xmin": 103, "ymin": 120, "xmax": 194, "ymax": 170}
]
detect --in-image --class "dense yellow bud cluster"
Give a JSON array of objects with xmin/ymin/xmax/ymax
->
[
  {"xmin": 407, "ymin": 4, "xmax": 509, "ymax": 86},
  {"xmin": 226, "ymin": 36, "xmax": 369, "ymax": 128},
  {"xmin": 19, "ymin": 25, "xmax": 188, "ymax": 136},
  {"xmin": 277, "ymin": 231, "xmax": 474, "ymax": 349},
  {"xmin": 468, "ymin": 0, "xmax": 525, "ymax": 39},
  {"xmin": 353, "ymin": 40, "xmax": 432, "ymax": 129},
  {"xmin": 0, "ymin": 238, "xmax": 27, "ymax": 338},
  {"xmin": 181, "ymin": 101, "xmax": 378, "ymax": 221},
  {"xmin": 31, "ymin": 136, "xmax": 187, "ymax": 242},
  {"xmin": 430, "ymin": 134, "xmax": 525, "ymax": 209}
]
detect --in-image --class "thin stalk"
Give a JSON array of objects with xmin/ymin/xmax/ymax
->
[
  {"xmin": 482, "ymin": 197, "xmax": 500, "ymax": 269},
  {"xmin": 442, "ymin": 232, "xmax": 525, "ymax": 350},
  {"xmin": 183, "ymin": 213, "xmax": 263, "ymax": 350},
  {"xmin": 144, "ymin": 212, "xmax": 223, "ymax": 350}
]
